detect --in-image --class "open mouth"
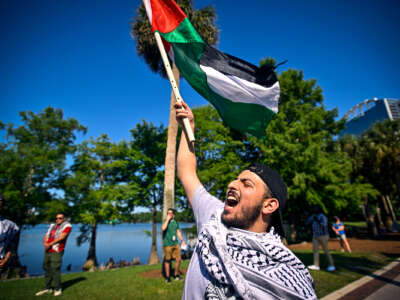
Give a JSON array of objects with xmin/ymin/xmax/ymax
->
[{"xmin": 226, "ymin": 191, "xmax": 239, "ymax": 207}]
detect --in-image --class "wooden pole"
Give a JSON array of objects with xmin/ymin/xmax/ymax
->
[
  {"xmin": 142, "ymin": 0, "xmax": 194, "ymax": 142},
  {"xmin": 152, "ymin": 31, "xmax": 195, "ymax": 142}
]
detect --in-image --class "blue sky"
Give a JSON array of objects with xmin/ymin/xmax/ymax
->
[{"xmin": 1, "ymin": 0, "xmax": 399, "ymax": 143}]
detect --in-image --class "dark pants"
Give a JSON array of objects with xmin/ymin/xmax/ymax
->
[
  {"xmin": 0, "ymin": 265, "xmax": 10, "ymax": 280},
  {"xmin": 43, "ymin": 252, "xmax": 63, "ymax": 290}
]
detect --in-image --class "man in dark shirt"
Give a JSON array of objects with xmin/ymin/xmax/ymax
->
[{"xmin": 306, "ymin": 206, "xmax": 335, "ymax": 271}]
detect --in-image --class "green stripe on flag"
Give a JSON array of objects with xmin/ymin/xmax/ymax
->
[
  {"xmin": 208, "ymin": 90, "xmax": 276, "ymax": 138},
  {"xmin": 157, "ymin": 18, "xmax": 203, "ymax": 44}
]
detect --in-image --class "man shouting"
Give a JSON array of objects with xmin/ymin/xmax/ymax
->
[{"xmin": 175, "ymin": 101, "xmax": 316, "ymax": 300}]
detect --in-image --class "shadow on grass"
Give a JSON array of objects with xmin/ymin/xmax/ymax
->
[
  {"xmin": 346, "ymin": 258, "xmax": 400, "ymax": 287},
  {"xmin": 367, "ymin": 273, "xmax": 400, "ymax": 287},
  {"xmin": 62, "ymin": 277, "xmax": 86, "ymax": 290},
  {"xmin": 350, "ymin": 232, "xmax": 400, "ymax": 241},
  {"xmin": 294, "ymin": 252, "xmax": 392, "ymax": 275}
]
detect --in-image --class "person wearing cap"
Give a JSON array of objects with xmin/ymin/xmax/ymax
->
[{"xmin": 175, "ymin": 101, "xmax": 316, "ymax": 300}]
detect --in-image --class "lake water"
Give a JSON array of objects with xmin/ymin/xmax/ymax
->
[{"xmin": 19, "ymin": 223, "xmax": 194, "ymax": 276}]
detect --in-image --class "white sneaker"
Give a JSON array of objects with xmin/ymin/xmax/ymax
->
[
  {"xmin": 54, "ymin": 289, "xmax": 62, "ymax": 296},
  {"xmin": 35, "ymin": 289, "xmax": 52, "ymax": 296},
  {"xmin": 308, "ymin": 265, "xmax": 320, "ymax": 271},
  {"xmin": 326, "ymin": 266, "xmax": 336, "ymax": 272}
]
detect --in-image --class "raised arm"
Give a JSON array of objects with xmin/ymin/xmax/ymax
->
[
  {"xmin": 161, "ymin": 214, "xmax": 172, "ymax": 231},
  {"xmin": 175, "ymin": 101, "xmax": 201, "ymax": 207}
]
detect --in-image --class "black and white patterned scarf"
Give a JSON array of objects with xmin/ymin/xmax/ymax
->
[{"xmin": 197, "ymin": 209, "xmax": 317, "ymax": 300}]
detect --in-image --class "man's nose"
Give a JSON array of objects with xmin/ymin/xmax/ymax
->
[{"xmin": 227, "ymin": 179, "xmax": 239, "ymax": 190}]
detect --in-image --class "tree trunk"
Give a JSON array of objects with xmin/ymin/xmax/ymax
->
[
  {"xmin": 148, "ymin": 202, "xmax": 160, "ymax": 265},
  {"xmin": 162, "ymin": 64, "xmax": 180, "ymax": 222},
  {"xmin": 375, "ymin": 206, "xmax": 385, "ymax": 233},
  {"xmin": 385, "ymin": 195, "xmax": 397, "ymax": 222},
  {"xmin": 385, "ymin": 195, "xmax": 400, "ymax": 231},
  {"xmin": 362, "ymin": 198, "xmax": 378, "ymax": 238},
  {"xmin": 381, "ymin": 195, "xmax": 393, "ymax": 231},
  {"xmin": 289, "ymin": 223, "xmax": 297, "ymax": 243},
  {"xmin": 83, "ymin": 223, "xmax": 98, "ymax": 271}
]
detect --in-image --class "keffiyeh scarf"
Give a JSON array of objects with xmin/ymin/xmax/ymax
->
[{"xmin": 197, "ymin": 209, "xmax": 316, "ymax": 300}]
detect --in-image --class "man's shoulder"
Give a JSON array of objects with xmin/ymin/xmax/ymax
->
[
  {"xmin": 0, "ymin": 218, "xmax": 19, "ymax": 231},
  {"xmin": 62, "ymin": 222, "xmax": 72, "ymax": 231},
  {"xmin": 193, "ymin": 186, "xmax": 223, "ymax": 206},
  {"xmin": 169, "ymin": 220, "xmax": 179, "ymax": 227},
  {"xmin": 3, "ymin": 218, "xmax": 18, "ymax": 227}
]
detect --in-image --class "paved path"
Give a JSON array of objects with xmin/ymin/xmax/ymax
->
[{"xmin": 321, "ymin": 258, "xmax": 400, "ymax": 300}]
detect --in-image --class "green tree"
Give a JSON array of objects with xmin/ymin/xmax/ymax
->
[
  {"xmin": 0, "ymin": 107, "xmax": 86, "ymax": 272},
  {"xmin": 131, "ymin": 0, "xmax": 219, "ymax": 223},
  {"xmin": 191, "ymin": 106, "xmax": 246, "ymax": 197},
  {"xmin": 65, "ymin": 134, "xmax": 136, "ymax": 269},
  {"xmin": 173, "ymin": 105, "xmax": 245, "ymax": 217},
  {"xmin": 179, "ymin": 60, "xmax": 378, "ymax": 242},
  {"xmin": 128, "ymin": 121, "xmax": 166, "ymax": 264},
  {"xmin": 341, "ymin": 119, "xmax": 400, "ymax": 233},
  {"xmin": 250, "ymin": 61, "xmax": 378, "ymax": 230}
]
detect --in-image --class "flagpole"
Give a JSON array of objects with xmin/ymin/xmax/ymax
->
[
  {"xmin": 152, "ymin": 32, "xmax": 195, "ymax": 142},
  {"xmin": 141, "ymin": 0, "xmax": 194, "ymax": 141}
]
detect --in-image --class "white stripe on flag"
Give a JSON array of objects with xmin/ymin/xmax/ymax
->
[{"xmin": 200, "ymin": 65, "xmax": 280, "ymax": 113}]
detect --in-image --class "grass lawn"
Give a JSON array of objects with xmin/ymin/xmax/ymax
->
[
  {"xmin": 294, "ymin": 250, "xmax": 394, "ymax": 298},
  {"xmin": 0, "ymin": 251, "xmax": 395, "ymax": 300},
  {"xmin": 344, "ymin": 221, "xmax": 367, "ymax": 228}
]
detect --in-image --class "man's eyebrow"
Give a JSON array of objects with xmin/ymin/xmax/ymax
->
[{"xmin": 239, "ymin": 177, "xmax": 255, "ymax": 184}]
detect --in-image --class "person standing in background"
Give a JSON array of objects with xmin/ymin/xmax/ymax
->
[
  {"xmin": 36, "ymin": 213, "xmax": 71, "ymax": 296},
  {"xmin": 307, "ymin": 206, "xmax": 335, "ymax": 271},
  {"xmin": 162, "ymin": 208, "xmax": 186, "ymax": 283},
  {"xmin": 0, "ymin": 195, "xmax": 19, "ymax": 280},
  {"xmin": 332, "ymin": 216, "xmax": 352, "ymax": 253}
]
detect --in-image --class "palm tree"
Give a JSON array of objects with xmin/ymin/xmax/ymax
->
[
  {"xmin": 340, "ymin": 119, "xmax": 400, "ymax": 234},
  {"xmin": 130, "ymin": 0, "xmax": 218, "ymax": 237},
  {"xmin": 358, "ymin": 120, "xmax": 400, "ymax": 231}
]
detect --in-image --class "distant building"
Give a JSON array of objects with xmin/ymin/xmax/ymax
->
[{"xmin": 340, "ymin": 98, "xmax": 400, "ymax": 136}]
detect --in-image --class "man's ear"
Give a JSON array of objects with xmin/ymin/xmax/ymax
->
[{"xmin": 262, "ymin": 198, "xmax": 279, "ymax": 215}]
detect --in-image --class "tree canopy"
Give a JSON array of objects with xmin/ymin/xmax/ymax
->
[
  {"xmin": 183, "ymin": 59, "xmax": 380, "ymax": 225},
  {"xmin": 1, "ymin": 62, "xmax": 398, "ymax": 274},
  {"xmin": 0, "ymin": 107, "xmax": 86, "ymax": 226},
  {"xmin": 131, "ymin": 0, "xmax": 219, "ymax": 78}
]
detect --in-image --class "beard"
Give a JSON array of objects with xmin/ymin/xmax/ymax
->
[{"xmin": 221, "ymin": 201, "xmax": 263, "ymax": 230}]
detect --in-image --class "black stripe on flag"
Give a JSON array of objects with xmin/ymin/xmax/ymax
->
[{"xmin": 200, "ymin": 44, "xmax": 278, "ymax": 89}]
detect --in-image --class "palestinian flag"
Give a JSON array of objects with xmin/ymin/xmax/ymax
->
[{"xmin": 143, "ymin": 0, "xmax": 280, "ymax": 138}]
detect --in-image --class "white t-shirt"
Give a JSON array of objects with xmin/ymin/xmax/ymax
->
[
  {"xmin": 0, "ymin": 217, "xmax": 19, "ymax": 259},
  {"xmin": 182, "ymin": 186, "xmax": 316, "ymax": 300},
  {"xmin": 182, "ymin": 185, "xmax": 224, "ymax": 300}
]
